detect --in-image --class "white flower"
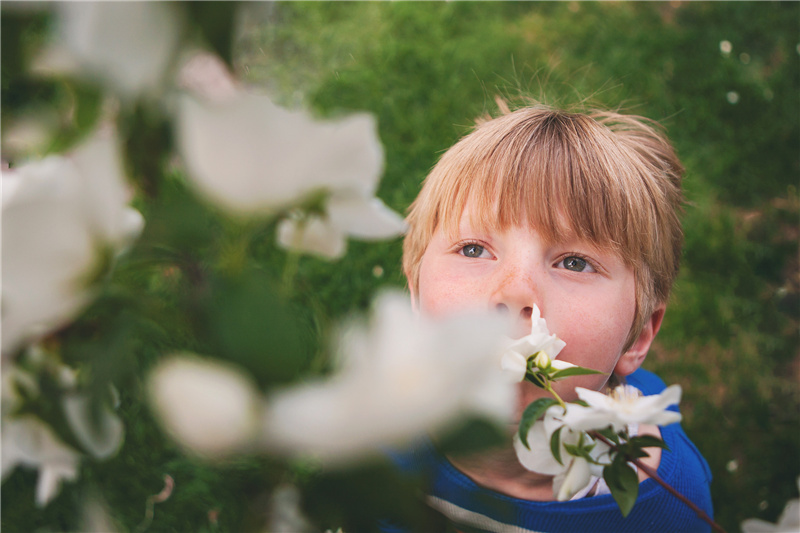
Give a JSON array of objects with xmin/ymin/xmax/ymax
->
[
  {"xmin": 263, "ymin": 291, "xmax": 513, "ymax": 463},
  {"xmin": 554, "ymin": 456, "xmax": 592, "ymax": 502},
  {"xmin": 500, "ymin": 304, "xmax": 567, "ymax": 381},
  {"xmin": 561, "ymin": 384, "xmax": 682, "ymax": 433},
  {"xmin": 178, "ymin": 92, "xmax": 385, "ymax": 212},
  {"xmin": 741, "ymin": 477, "xmax": 800, "ymax": 533},
  {"xmin": 276, "ymin": 194, "xmax": 406, "ymax": 259},
  {"xmin": 2, "ymin": 129, "xmax": 144, "ymax": 353},
  {"xmin": 1, "ymin": 416, "xmax": 81, "ymax": 507},
  {"xmin": 514, "ymin": 403, "xmax": 612, "ymax": 500},
  {"xmin": 62, "ymin": 393, "xmax": 124, "ymax": 460},
  {"xmin": 147, "ymin": 355, "xmax": 262, "ymax": 457},
  {"xmin": 513, "ymin": 404, "xmax": 576, "ymax": 476},
  {"xmin": 35, "ymin": 2, "xmax": 181, "ymax": 97},
  {"xmin": 177, "ymin": 51, "xmax": 240, "ymax": 104}
]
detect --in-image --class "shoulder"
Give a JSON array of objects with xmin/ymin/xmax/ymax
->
[{"xmin": 627, "ymin": 367, "xmax": 668, "ymax": 396}]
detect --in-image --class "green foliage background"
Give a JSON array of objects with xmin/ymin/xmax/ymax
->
[{"xmin": 2, "ymin": 2, "xmax": 798, "ymax": 532}]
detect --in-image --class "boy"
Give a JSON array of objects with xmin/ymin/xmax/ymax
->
[{"xmin": 394, "ymin": 102, "xmax": 713, "ymax": 532}]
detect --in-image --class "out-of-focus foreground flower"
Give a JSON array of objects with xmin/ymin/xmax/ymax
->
[
  {"xmin": 2, "ymin": 347, "xmax": 125, "ymax": 505},
  {"xmin": 1, "ymin": 416, "xmax": 80, "ymax": 507},
  {"xmin": 262, "ymin": 291, "xmax": 514, "ymax": 463},
  {"xmin": 147, "ymin": 355, "xmax": 263, "ymax": 458},
  {"xmin": 35, "ymin": 2, "xmax": 181, "ymax": 97},
  {"xmin": 741, "ymin": 477, "xmax": 800, "ymax": 533},
  {"xmin": 2, "ymin": 129, "xmax": 144, "ymax": 354},
  {"xmin": 176, "ymin": 91, "xmax": 405, "ymax": 257}
]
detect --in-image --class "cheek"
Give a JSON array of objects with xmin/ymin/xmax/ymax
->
[
  {"xmin": 417, "ymin": 262, "xmax": 486, "ymax": 318},
  {"xmin": 550, "ymin": 289, "xmax": 636, "ymax": 375}
]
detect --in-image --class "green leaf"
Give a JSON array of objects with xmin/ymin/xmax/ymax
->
[
  {"xmin": 550, "ymin": 366, "xmax": 605, "ymax": 380},
  {"xmin": 523, "ymin": 372, "xmax": 548, "ymax": 389},
  {"xmin": 629, "ymin": 435, "xmax": 670, "ymax": 452},
  {"xmin": 604, "ymin": 457, "xmax": 640, "ymax": 517},
  {"xmin": 517, "ymin": 398, "xmax": 558, "ymax": 449},
  {"xmin": 596, "ymin": 426, "xmax": 620, "ymax": 445},
  {"xmin": 550, "ymin": 426, "xmax": 564, "ymax": 465}
]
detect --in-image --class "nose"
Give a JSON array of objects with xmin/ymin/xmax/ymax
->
[{"xmin": 489, "ymin": 263, "xmax": 539, "ymax": 337}]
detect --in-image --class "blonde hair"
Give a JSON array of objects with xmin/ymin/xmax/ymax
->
[{"xmin": 403, "ymin": 103, "xmax": 684, "ymax": 350}]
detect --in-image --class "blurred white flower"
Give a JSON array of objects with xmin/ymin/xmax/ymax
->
[
  {"xmin": 276, "ymin": 194, "xmax": 406, "ymax": 259},
  {"xmin": 561, "ymin": 384, "xmax": 682, "ymax": 433},
  {"xmin": 1, "ymin": 416, "xmax": 81, "ymax": 506},
  {"xmin": 266, "ymin": 484, "xmax": 314, "ymax": 533},
  {"xmin": 741, "ymin": 478, "xmax": 800, "ymax": 533},
  {"xmin": 176, "ymin": 91, "xmax": 405, "ymax": 255},
  {"xmin": 177, "ymin": 51, "xmax": 240, "ymax": 104},
  {"xmin": 81, "ymin": 495, "xmax": 121, "ymax": 533},
  {"xmin": 1, "ymin": 129, "xmax": 144, "ymax": 354},
  {"xmin": 147, "ymin": 355, "xmax": 262, "ymax": 457},
  {"xmin": 720, "ymin": 40, "xmax": 733, "ymax": 55},
  {"xmin": 35, "ymin": 2, "xmax": 181, "ymax": 97},
  {"xmin": 62, "ymin": 393, "xmax": 124, "ymax": 459},
  {"xmin": 500, "ymin": 304, "xmax": 566, "ymax": 381},
  {"xmin": 263, "ymin": 292, "xmax": 513, "ymax": 463}
]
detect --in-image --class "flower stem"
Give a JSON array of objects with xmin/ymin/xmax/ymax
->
[
  {"xmin": 592, "ymin": 432, "xmax": 726, "ymax": 533},
  {"xmin": 543, "ymin": 380, "xmax": 567, "ymax": 410}
]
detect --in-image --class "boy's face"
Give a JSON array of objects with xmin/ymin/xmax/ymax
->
[{"xmin": 410, "ymin": 204, "xmax": 661, "ymax": 417}]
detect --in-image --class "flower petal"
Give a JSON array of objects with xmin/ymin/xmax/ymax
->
[
  {"xmin": 177, "ymin": 93, "xmax": 384, "ymax": 214},
  {"xmin": 500, "ymin": 350, "xmax": 528, "ymax": 382},
  {"xmin": 147, "ymin": 355, "xmax": 262, "ymax": 457},
  {"xmin": 513, "ymin": 425, "xmax": 567, "ymax": 476},
  {"xmin": 276, "ymin": 216, "xmax": 346, "ymax": 259},
  {"xmin": 62, "ymin": 394, "xmax": 124, "ymax": 459},
  {"xmin": 555, "ymin": 456, "xmax": 592, "ymax": 501},
  {"xmin": 40, "ymin": 2, "xmax": 181, "ymax": 97},
  {"xmin": 327, "ymin": 193, "xmax": 406, "ymax": 240}
]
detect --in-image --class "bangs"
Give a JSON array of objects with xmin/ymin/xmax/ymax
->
[{"xmin": 431, "ymin": 110, "xmax": 664, "ymax": 267}]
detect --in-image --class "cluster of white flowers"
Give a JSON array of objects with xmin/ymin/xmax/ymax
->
[
  {"xmin": 514, "ymin": 383, "xmax": 682, "ymax": 501},
  {"xmin": 2, "ymin": 129, "xmax": 144, "ymax": 354},
  {"xmin": 147, "ymin": 292, "xmax": 516, "ymax": 463},
  {"xmin": 2, "ymin": 1, "xmax": 409, "ymax": 509},
  {"xmin": 2, "ymin": 347, "xmax": 124, "ymax": 506}
]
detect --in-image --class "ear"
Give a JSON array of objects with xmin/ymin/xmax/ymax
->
[{"xmin": 614, "ymin": 305, "xmax": 666, "ymax": 377}]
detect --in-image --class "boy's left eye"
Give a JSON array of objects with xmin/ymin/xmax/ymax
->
[
  {"xmin": 557, "ymin": 255, "xmax": 596, "ymax": 273},
  {"xmin": 459, "ymin": 244, "xmax": 490, "ymax": 258}
]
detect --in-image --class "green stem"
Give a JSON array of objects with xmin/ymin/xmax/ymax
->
[
  {"xmin": 543, "ymin": 380, "xmax": 567, "ymax": 410},
  {"xmin": 280, "ymin": 217, "xmax": 307, "ymax": 296}
]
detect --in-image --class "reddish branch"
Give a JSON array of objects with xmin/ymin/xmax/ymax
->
[{"xmin": 591, "ymin": 432, "xmax": 726, "ymax": 533}]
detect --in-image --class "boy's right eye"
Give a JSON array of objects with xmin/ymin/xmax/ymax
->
[{"xmin": 460, "ymin": 244, "xmax": 487, "ymax": 258}]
